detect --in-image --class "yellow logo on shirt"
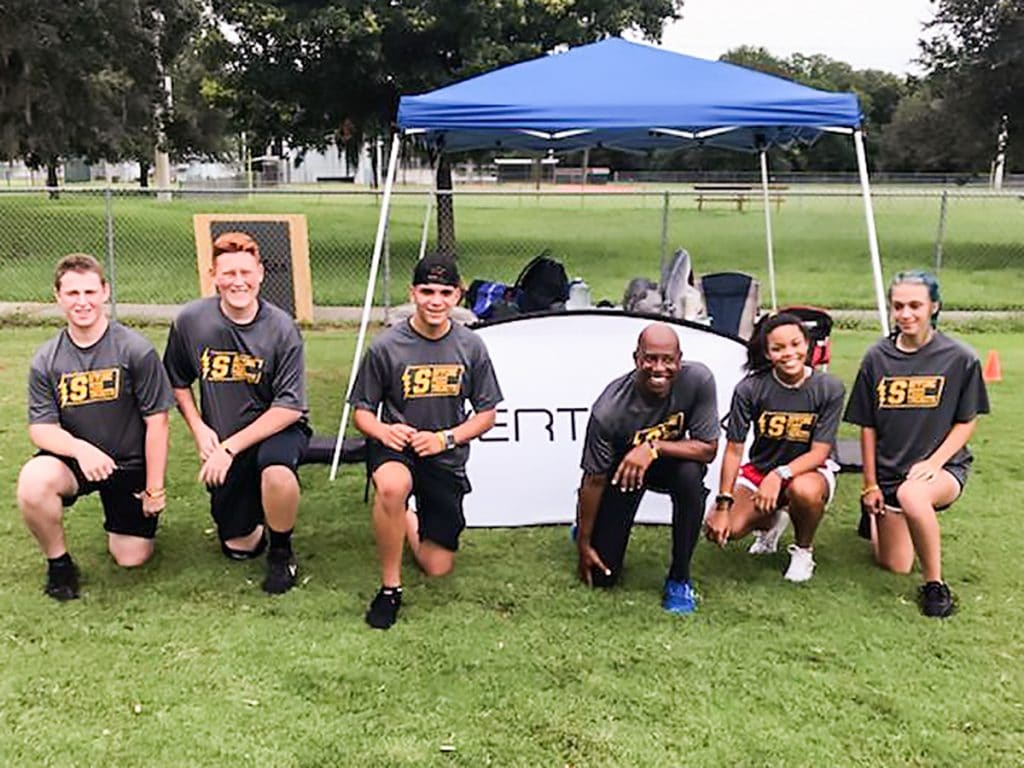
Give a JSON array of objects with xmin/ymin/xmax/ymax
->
[
  {"xmin": 201, "ymin": 348, "xmax": 264, "ymax": 384},
  {"xmin": 58, "ymin": 368, "xmax": 120, "ymax": 407},
  {"xmin": 876, "ymin": 376, "xmax": 945, "ymax": 408},
  {"xmin": 757, "ymin": 411, "xmax": 817, "ymax": 443},
  {"xmin": 632, "ymin": 412, "xmax": 685, "ymax": 445},
  {"xmin": 402, "ymin": 364, "xmax": 464, "ymax": 399}
]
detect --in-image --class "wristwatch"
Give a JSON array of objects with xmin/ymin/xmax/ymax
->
[
  {"xmin": 444, "ymin": 430, "xmax": 457, "ymax": 451},
  {"xmin": 774, "ymin": 465, "xmax": 793, "ymax": 481}
]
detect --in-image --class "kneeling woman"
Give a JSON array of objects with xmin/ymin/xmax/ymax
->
[
  {"xmin": 844, "ymin": 271, "xmax": 988, "ymax": 618},
  {"xmin": 705, "ymin": 313, "xmax": 845, "ymax": 582}
]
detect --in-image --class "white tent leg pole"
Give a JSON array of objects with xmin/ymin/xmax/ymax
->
[
  {"xmin": 759, "ymin": 150, "xmax": 778, "ymax": 311},
  {"xmin": 418, "ymin": 190, "xmax": 433, "ymax": 260},
  {"xmin": 853, "ymin": 129, "xmax": 889, "ymax": 336},
  {"xmin": 330, "ymin": 133, "xmax": 403, "ymax": 480}
]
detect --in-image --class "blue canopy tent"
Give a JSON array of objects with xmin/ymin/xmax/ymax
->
[{"xmin": 331, "ymin": 38, "xmax": 888, "ymax": 478}]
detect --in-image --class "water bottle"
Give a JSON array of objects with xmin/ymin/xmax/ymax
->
[{"xmin": 566, "ymin": 277, "xmax": 591, "ymax": 310}]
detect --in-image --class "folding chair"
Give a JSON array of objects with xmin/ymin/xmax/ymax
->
[{"xmin": 698, "ymin": 272, "xmax": 760, "ymax": 339}]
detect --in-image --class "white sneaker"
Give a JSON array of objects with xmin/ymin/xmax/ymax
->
[
  {"xmin": 748, "ymin": 509, "xmax": 790, "ymax": 555},
  {"xmin": 784, "ymin": 545, "xmax": 816, "ymax": 583}
]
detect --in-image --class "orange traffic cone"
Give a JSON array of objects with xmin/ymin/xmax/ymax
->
[{"xmin": 982, "ymin": 349, "xmax": 1002, "ymax": 383}]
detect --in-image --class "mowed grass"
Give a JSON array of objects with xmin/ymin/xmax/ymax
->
[
  {"xmin": 1, "ymin": 187, "xmax": 1022, "ymax": 309},
  {"xmin": 0, "ymin": 321, "xmax": 1021, "ymax": 766}
]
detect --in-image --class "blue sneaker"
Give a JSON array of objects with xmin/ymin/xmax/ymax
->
[{"xmin": 662, "ymin": 579, "xmax": 697, "ymax": 614}]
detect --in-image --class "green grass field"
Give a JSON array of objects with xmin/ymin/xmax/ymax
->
[
  {"xmin": 1, "ymin": 187, "xmax": 1022, "ymax": 309},
  {"xmin": 0, "ymin": 322, "xmax": 1021, "ymax": 766}
]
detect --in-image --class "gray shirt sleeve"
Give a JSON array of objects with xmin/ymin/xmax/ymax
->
[
  {"xmin": 725, "ymin": 378, "xmax": 754, "ymax": 444},
  {"xmin": 813, "ymin": 376, "xmax": 846, "ymax": 445},
  {"xmin": 685, "ymin": 365, "xmax": 721, "ymax": 442},
  {"xmin": 27, "ymin": 352, "xmax": 59, "ymax": 424},
  {"xmin": 348, "ymin": 343, "xmax": 385, "ymax": 412},
  {"xmin": 270, "ymin": 323, "xmax": 306, "ymax": 411},
  {"xmin": 843, "ymin": 354, "xmax": 876, "ymax": 428},
  {"xmin": 955, "ymin": 356, "xmax": 989, "ymax": 422},
  {"xmin": 468, "ymin": 342, "xmax": 503, "ymax": 412},
  {"xmin": 580, "ymin": 414, "xmax": 616, "ymax": 475},
  {"xmin": 163, "ymin": 320, "xmax": 197, "ymax": 389}
]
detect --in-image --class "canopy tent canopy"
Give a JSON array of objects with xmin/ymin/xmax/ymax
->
[
  {"xmin": 397, "ymin": 37, "xmax": 863, "ymax": 153},
  {"xmin": 331, "ymin": 37, "xmax": 889, "ymax": 480}
]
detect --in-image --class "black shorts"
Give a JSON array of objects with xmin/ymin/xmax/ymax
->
[
  {"xmin": 40, "ymin": 452, "xmax": 157, "ymax": 539},
  {"xmin": 209, "ymin": 423, "xmax": 311, "ymax": 541},
  {"xmin": 368, "ymin": 441, "xmax": 471, "ymax": 552},
  {"xmin": 880, "ymin": 462, "xmax": 968, "ymax": 509}
]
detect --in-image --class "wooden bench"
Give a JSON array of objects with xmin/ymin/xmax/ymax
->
[{"xmin": 694, "ymin": 184, "xmax": 787, "ymax": 212}]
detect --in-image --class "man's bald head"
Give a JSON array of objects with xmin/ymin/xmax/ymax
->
[{"xmin": 637, "ymin": 323, "xmax": 681, "ymax": 356}]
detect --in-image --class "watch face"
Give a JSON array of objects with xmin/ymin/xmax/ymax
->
[{"xmin": 445, "ymin": 431, "xmax": 457, "ymax": 450}]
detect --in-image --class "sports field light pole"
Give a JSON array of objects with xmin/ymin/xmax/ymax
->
[
  {"xmin": 758, "ymin": 149, "xmax": 778, "ymax": 311},
  {"xmin": 330, "ymin": 133, "xmax": 403, "ymax": 481}
]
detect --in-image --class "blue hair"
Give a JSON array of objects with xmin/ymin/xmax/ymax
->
[{"xmin": 889, "ymin": 270, "xmax": 941, "ymax": 329}]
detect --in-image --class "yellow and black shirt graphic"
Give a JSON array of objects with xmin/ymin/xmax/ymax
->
[
  {"xmin": 756, "ymin": 410, "xmax": 817, "ymax": 444},
  {"xmin": 58, "ymin": 368, "xmax": 120, "ymax": 408},
  {"xmin": 402, "ymin": 364, "xmax": 465, "ymax": 400},
  {"xmin": 876, "ymin": 375, "xmax": 945, "ymax": 409},
  {"xmin": 201, "ymin": 348, "xmax": 265, "ymax": 385},
  {"xmin": 632, "ymin": 412, "xmax": 685, "ymax": 446}
]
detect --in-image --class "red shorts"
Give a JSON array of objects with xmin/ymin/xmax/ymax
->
[{"xmin": 736, "ymin": 461, "xmax": 838, "ymax": 505}]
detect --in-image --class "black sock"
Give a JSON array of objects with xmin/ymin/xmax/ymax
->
[
  {"xmin": 48, "ymin": 552, "xmax": 74, "ymax": 570},
  {"xmin": 268, "ymin": 528, "xmax": 293, "ymax": 553}
]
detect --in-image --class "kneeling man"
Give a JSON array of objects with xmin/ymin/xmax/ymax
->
[{"xmin": 577, "ymin": 322, "xmax": 719, "ymax": 614}]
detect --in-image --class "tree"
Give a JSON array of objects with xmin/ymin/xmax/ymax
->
[
  {"xmin": 206, "ymin": 0, "xmax": 684, "ymax": 253},
  {"xmin": 0, "ymin": 0, "xmax": 205, "ymax": 187},
  {"xmin": 720, "ymin": 47, "xmax": 909, "ymax": 172},
  {"xmin": 911, "ymin": 0, "xmax": 1024, "ymax": 171}
]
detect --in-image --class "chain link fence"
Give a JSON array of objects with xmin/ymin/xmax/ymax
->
[{"xmin": 0, "ymin": 185, "xmax": 1021, "ymax": 314}]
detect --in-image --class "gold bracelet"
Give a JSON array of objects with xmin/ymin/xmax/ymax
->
[
  {"xmin": 860, "ymin": 484, "xmax": 880, "ymax": 498},
  {"xmin": 220, "ymin": 442, "xmax": 235, "ymax": 457},
  {"xmin": 647, "ymin": 441, "xmax": 659, "ymax": 460},
  {"xmin": 436, "ymin": 431, "xmax": 446, "ymax": 450},
  {"xmin": 144, "ymin": 488, "xmax": 166, "ymax": 499}
]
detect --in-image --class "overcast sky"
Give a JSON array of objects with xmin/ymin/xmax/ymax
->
[{"xmin": 653, "ymin": 0, "xmax": 937, "ymax": 75}]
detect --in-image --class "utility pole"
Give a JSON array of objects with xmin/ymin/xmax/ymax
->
[{"xmin": 993, "ymin": 114, "xmax": 1009, "ymax": 191}]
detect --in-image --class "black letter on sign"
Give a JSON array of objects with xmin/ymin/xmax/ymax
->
[
  {"xmin": 514, "ymin": 408, "xmax": 555, "ymax": 442},
  {"xmin": 556, "ymin": 407, "xmax": 589, "ymax": 441},
  {"xmin": 479, "ymin": 408, "xmax": 509, "ymax": 442}
]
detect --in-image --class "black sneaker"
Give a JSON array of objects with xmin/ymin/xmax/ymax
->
[
  {"xmin": 262, "ymin": 550, "xmax": 298, "ymax": 595},
  {"xmin": 45, "ymin": 561, "xmax": 80, "ymax": 602},
  {"xmin": 365, "ymin": 587, "xmax": 402, "ymax": 630},
  {"xmin": 919, "ymin": 581, "xmax": 955, "ymax": 618}
]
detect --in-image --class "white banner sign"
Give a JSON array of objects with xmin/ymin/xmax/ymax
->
[{"xmin": 464, "ymin": 312, "xmax": 748, "ymax": 526}]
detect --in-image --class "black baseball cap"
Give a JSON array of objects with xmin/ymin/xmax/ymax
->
[{"xmin": 412, "ymin": 253, "xmax": 461, "ymax": 287}]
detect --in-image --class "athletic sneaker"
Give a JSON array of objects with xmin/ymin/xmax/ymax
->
[
  {"xmin": 748, "ymin": 509, "xmax": 790, "ymax": 555},
  {"xmin": 262, "ymin": 550, "xmax": 298, "ymax": 594},
  {"xmin": 919, "ymin": 581, "xmax": 955, "ymax": 618},
  {"xmin": 45, "ymin": 561, "xmax": 80, "ymax": 602},
  {"xmin": 569, "ymin": 523, "xmax": 578, "ymax": 543},
  {"xmin": 365, "ymin": 587, "xmax": 402, "ymax": 630},
  {"xmin": 783, "ymin": 545, "xmax": 816, "ymax": 583},
  {"xmin": 662, "ymin": 579, "xmax": 697, "ymax": 615}
]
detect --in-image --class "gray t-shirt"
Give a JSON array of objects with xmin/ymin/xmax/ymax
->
[
  {"xmin": 581, "ymin": 362, "xmax": 720, "ymax": 476},
  {"xmin": 348, "ymin": 320, "xmax": 504, "ymax": 470},
  {"xmin": 844, "ymin": 332, "xmax": 989, "ymax": 489},
  {"xmin": 163, "ymin": 297, "xmax": 307, "ymax": 438},
  {"xmin": 28, "ymin": 322, "xmax": 174, "ymax": 469},
  {"xmin": 726, "ymin": 369, "xmax": 845, "ymax": 472}
]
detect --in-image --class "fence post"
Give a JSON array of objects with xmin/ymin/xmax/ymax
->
[
  {"xmin": 933, "ymin": 188, "xmax": 949, "ymax": 273},
  {"xmin": 659, "ymin": 190, "xmax": 670, "ymax": 274},
  {"xmin": 104, "ymin": 187, "xmax": 118, "ymax": 321}
]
